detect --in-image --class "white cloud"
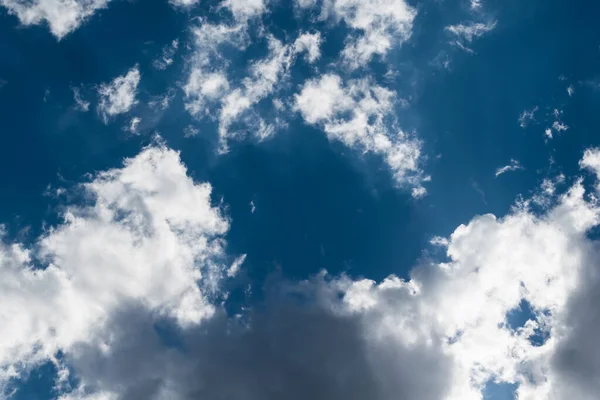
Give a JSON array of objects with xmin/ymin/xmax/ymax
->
[
  {"xmin": 185, "ymin": 29, "xmax": 321, "ymax": 151},
  {"xmin": 324, "ymin": 0, "xmax": 417, "ymax": 68},
  {"xmin": 552, "ymin": 120, "xmax": 569, "ymax": 132},
  {"xmin": 183, "ymin": 21, "xmax": 248, "ymax": 117},
  {"xmin": 67, "ymin": 160, "xmax": 600, "ymax": 399},
  {"xmin": 0, "ymin": 143, "xmax": 230, "ymax": 395},
  {"xmin": 0, "ymin": 0, "xmax": 109, "ymax": 39},
  {"xmin": 430, "ymin": 235, "xmax": 449, "ymax": 247},
  {"xmin": 446, "ymin": 21, "xmax": 496, "ymax": 43},
  {"xmin": 446, "ymin": 21, "xmax": 496, "ymax": 53},
  {"xmin": 153, "ymin": 39, "xmax": 179, "ymax": 70},
  {"xmin": 567, "ymin": 84, "xmax": 575, "ymax": 97},
  {"xmin": 519, "ymin": 106, "xmax": 539, "ymax": 128},
  {"xmin": 495, "ymin": 159, "xmax": 524, "ymax": 177},
  {"xmin": 71, "ymin": 87, "xmax": 90, "ymax": 112},
  {"xmin": 125, "ymin": 116, "xmax": 141, "ymax": 134},
  {"xmin": 295, "ymin": 74, "xmax": 426, "ymax": 190},
  {"xmin": 333, "ymin": 163, "xmax": 600, "ymax": 399},
  {"xmin": 293, "ymin": 32, "xmax": 322, "ymax": 63},
  {"xmin": 222, "ymin": 0, "xmax": 267, "ymax": 21},
  {"xmin": 184, "ymin": 125, "xmax": 201, "ymax": 138},
  {"xmin": 227, "ymin": 254, "xmax": 247, "ymax": 278},
  {"xmin": 97, "ymin": 66, "xmax": 141, "ymax": 123},
  {"xmin": 169, "ymin": 0, "xmax": 199, "ymax": 7},
  {"xmin": 5, "ymin": 149, "xmax": 600, "ymax": 400}
]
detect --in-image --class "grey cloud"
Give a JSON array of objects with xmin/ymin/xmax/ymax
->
[{"xmin": 66, "ymin": 284, "xmax": 452, "ymax": 400}]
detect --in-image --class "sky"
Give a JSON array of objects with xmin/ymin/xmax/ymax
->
[{"xmin": 2, "ymin": 0, "xmax": 600, "ymax": 399}]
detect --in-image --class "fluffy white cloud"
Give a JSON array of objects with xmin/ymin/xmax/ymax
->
[
  {"xmin": 333, "ymin": 162, "xmax": 600, "ymax": 399},
  {"xmin": 185, "ymin": 29, "xmax": 322, "ymax": 151},
  {"xmin": 0, "ymin": 0, "xmax": 109, "ymax": 39},
  {"xmin": 0, "ymin": 143, "xmax": 230, "ymax": 396},
  {"xmin": 301, "ymin": 0, "xmax": 416, "ymax": 68},
  {"xmin": 44, "ymin": 154, "xmax": 600, "ymax": 399},
  {"xmin": 97, "ymin": 66, "xmax": 141, "ymax": 123},
  {"xmin": 4, "ymin": 149, "xmax": 600, "ymax": 400},
  {"xmin": 293, "ymin": 32, "xmax": 322, "ymax": 63},
  {"xmin": 222, "ymin": 0, "xmax": 267, "ymax": 20},
  {"xmin": 183, "ymin": 21, "xmax": 248, "ymax": 117},
  {"xmin": 295, "ymin": 74, "xmax": 426, "ymax": 191}
]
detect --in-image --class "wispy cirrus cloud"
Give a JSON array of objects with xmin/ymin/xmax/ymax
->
[{"xmin": 495, "ymin": 159, "xmax": 524, "ymax": 177}]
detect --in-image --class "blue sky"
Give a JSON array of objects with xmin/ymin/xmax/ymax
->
[{"xmin": 2, "ymin": 0, "xmax": 600, "ymax": 399}]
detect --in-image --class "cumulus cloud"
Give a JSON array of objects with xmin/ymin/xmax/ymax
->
[
  {"xmin": 495, "ymin": 159, "xmax": 523, "ymax": 177},
  {"xmin": 295, "ymin": 73, "xmax": 426, "ymax": 191},
  {"xmin": 333, "ymin": 159, "xmax": 600, "ymax": 399},
  {"xmin": 97, "ymin": 66, "xmax": 141, "ymax": 123},
  {"xmin": 34, "ymin": 154, "xmax": 600, "ymax": 399},
  {"xmin": 0, "ymin": 0, "xmax": 110, "ymax": 39},
  {"xmin": 4, "ymin": 146, "xmax": 600, "ymax": 400},
  {"xmin": 299, "ymin": 0, "xmax": 416, "ymax": 68},
  {"xmin": 0, "ymin": 143, "xmax": 230, "ymax": 397}
]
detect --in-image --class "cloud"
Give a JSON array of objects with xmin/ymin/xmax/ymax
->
[
  {"xmin": 446, "ymin": 21, "xmax": 496, "ymax": 42},
  {"xmin": 552, "ymin": 120, "xmax": 569, "ymax": 133},
  {"xmin": 125, "ymin": 116, "xmax": 142, "ymax": 134},
  {"xmin": 446, "ymin": 21, "xmax": 496, "ymax": 52},
  {"xmin": 321, "ymin": 0, "xmax": 417, "ymax": 68},
  {"xmin": 169, "ymin": 0, "xmax": 200, "ymax": 7},
  {"xmin": 0, "ymin": 143, "xmax": 230, "ymax": 396},
  {"xmin": 519, "ymin": 106, "xmax": 539, "ymax": 128},
  {"xmin": 0, "ymin": 0, "xmax": 110, "ymax": 39},
  {"xmin": 72, "ymin": 87, "xmax": 90, "ymax": 112},
  {"xmin": 336, "ymin": 163, "xmax": 600, "ymax": 399},
  {"xmin": 97, "ymin": 66, "xmax": 141, "ymax": 123},
  {"xmin": 495, "ymin": 159, "xmax": 524, "ymax": 177},
  {"xmin": 43, "ymin": 155, "xmax": 600, "ymax": 399},
  {"xmin": 293, "ymin": 32, "xmax": 322, "ymax": 63},
  {"xmin": 153, "ymin": 40, "xmax": 179, "ymax": 71},
  {"xmin": 52, "ymin": 277, "xmax": 454, "ymax": 400},
  {"xmin": 4, "ymin": 146, "xmax": 600, "ymax": 400},
  {"xmin": 185, "ymin": 28, "xmax": 323, "ymax": 151},
  {"xmin": 295, "ymin": 73, "xmax": 426, "ymax": 191},
  {"xmin": 221, "ymin": 0, "xmax": 267, "ymax": 20}
]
